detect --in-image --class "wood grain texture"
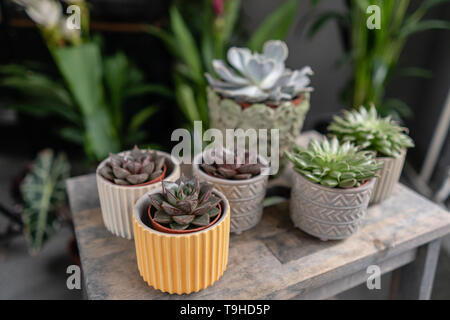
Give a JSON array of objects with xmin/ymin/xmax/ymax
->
[{"xmin": 67, "ymin": 173, "xmax": 450, "ymax": 299}]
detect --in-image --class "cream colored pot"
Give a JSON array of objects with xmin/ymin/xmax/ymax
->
[
  {"xmin": 96, "ymin": 150, "xmax": 180, "ymax": 239},
  {"xmin": 370, "ymin": 151, "xmax": 406, "ymax": 204}
]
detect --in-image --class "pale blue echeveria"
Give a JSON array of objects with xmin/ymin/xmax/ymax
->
[{"xmin": 205, "ymin": 40, "xmax": 313, "ymax": 103}]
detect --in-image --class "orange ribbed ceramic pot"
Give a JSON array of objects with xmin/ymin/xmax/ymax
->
[{"xmin": 133, "ymin": 188, "xmax": 230, "ymax": 294}]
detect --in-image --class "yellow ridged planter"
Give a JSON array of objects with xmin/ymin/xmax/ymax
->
[{"xmin": 133, "ymin": 188, "xmax": 230, "ymax": 294}]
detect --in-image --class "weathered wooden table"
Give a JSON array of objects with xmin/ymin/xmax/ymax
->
[{"xmin": 67, "ymin": 144, "xmax": 450, "ymax": 300}]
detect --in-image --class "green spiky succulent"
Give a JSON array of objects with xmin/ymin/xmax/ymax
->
[
  {"xmin": 148, "ymin": 176, "xmax": 221, "ymax": 230},
  {"xmin": 328, "ymin": 106, "xmax": 414, "ymax": 158},
  {"xmin": 99, "ymin": 145, "xmax": 165, "ymax": 185},
  {"xmin": 285, "ymin": 137, "xmax": 382, "ymax": 188}
]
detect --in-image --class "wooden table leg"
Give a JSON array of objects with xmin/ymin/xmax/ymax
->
[{"xmin": 390, "ymin": 239, "xmax": 442, "ymax": 300}]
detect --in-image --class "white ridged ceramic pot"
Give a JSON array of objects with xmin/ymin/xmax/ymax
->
[
  {"xmin": 192, "ymin": 152, "xmax": 268, "ymax": 234},
  {"xmin": 370, "ymin": 151, "xmax": 406, "ymax": 204},
  {"xmin": 290, "ymin": 172, "xmax": 375, "ymax": 241},
  {"xmin": 96, "ymin": 150, "xmax": 181, "ymax": 239}
]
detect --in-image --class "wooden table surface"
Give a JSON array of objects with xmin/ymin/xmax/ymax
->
[{"xmin": 67, "ymin": 170, "xmax": 450, "ymax": 299}]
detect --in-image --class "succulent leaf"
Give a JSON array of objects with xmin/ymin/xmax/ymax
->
[
  {"xmin": 172, "ymin": 215, "xmax": 195, "ymax": 225},
  {"xmin": 153, "ymin": 210, "xmax": 172, "ymax": 224},
  {"xmin": 207, "ymin": 207, "xmax": 220, "ymax": 218},
  {"xmin": 126, "ymin": 173, "xmax": 149, "ymax": 185},
  {"xmin": 170, "ymin": 223, "xmax": 189, "ymax": 230},
  {"xmin": 192, "ymin": 214, "xmax": 210, "ymax": 227}
]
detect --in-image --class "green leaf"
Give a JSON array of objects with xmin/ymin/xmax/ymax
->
[
  {"xmin": 380, "ymin": 98, "xmax": 413, "ymax": 119},
  {"xmin": 248, "ymin": 0, "xmax": 299, "ymax": 51},
  {"xmin": 169, "ymin": 6, "xmax": 203, "ymax": 84},
  {"xmin": 174, "ymin": 77, "xmax": 202, "ymax": 125},
  {"xmin": 21, "ymin": 149, "xmax": 70, "ymax": 254},
  {"xmin": 129, "ymin": 105, "xmax": 159, "ymax": 132},
  {"xmin": 420, "ymin": 0, "xmax": 450, "ymax": 11},
  {"xmin": 125, "ymin": 84, "xmax": 173, "ymax": 98},
  {"xmin": 396, "ymin": 67, "xmax": 432, "ymax": 79},
  {"xmin": 51, "ymin": 43, "xmax": 120, "ymax": 160},
  {"xmin": 58, "ymin": 127, "xmax": 84, "ymax": 145},
  {"xmin": 401, "ymin": 19, "xmax": 450, "ymax": 38},
  {"xmin": 0, "ymin": 68, "xmax": 75, "ymax": 109},
  {"xmin": 222, "ymin": 0, "xmax": 241, "ymax": 44},
  {"xmin": 308, "ymin": 11, "xmax": 348, "ymax": 38},
  {"xmin": 7, "ymin": 100, "xmax": 80, "ymax": 124},
  {"xmin": 103, "ymin": 52, "xmax": 128, "ymax": 127},
  {"xmin": 145, "ymin": 25, "xmax": 179, "ymax": 58}
]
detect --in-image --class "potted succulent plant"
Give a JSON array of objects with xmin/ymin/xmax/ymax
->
[
  {"xmin": 192, "ymin": 148, "xmax": 268, "ymax": 234},
  {"xmin": 96, "ymin": 146, "xmax": 181, "ymax": 239},
  {"xmin": 133, "ymin": 176, "xmax": 230, "ymax": 294},
  {"xmin": 205, "ymin": 40, "xmax": 313, "ymax": 161},
  {"xmin": 285, "ymin": 137, "xmax": 382, "ymax": 241},
  {"xmin": 328, "ymin": 106, "xmax": 414, "ymax": 204}
]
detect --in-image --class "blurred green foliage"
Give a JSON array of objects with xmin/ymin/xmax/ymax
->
[
  {"xmin": 309, "ymin": 0, "xmax": 450, "ymax": 120},
  {"xmin": 147, "ymin": 0, "xmax": 300, "ymax": 129},
  {"xmin": 21, "ymin": 149, "xmax": 70, "ymax": 254},
  {"xmin": 1, "ymin": 1, "xmax": 169, "ymax": 162}
]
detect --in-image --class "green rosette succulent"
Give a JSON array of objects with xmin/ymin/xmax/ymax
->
[
  {"xmin": 148, "ymin": 176, "xmax": 221, "ymax": 230},
  {"xmin": 328, "ymin": 106, "xmax": 414, "ymax": 158},
  {"xmin": 285, "ymin": 137, "xmax": 382, "ymax": 188}
]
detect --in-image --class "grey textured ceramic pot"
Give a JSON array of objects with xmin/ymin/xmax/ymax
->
[
  {"xmin": 290, "ymin": 172, "xmax": 375, "ymax": 241},
  {"xmin": 96, "ymin": 150, "xmax": 181, "ymax": 239},
  {"xmin": 192, "ymin": 152, "xmax": 269, "ymax": 234},
  {"xmin": 370, "ymin": 150, "xmax": 406, "ymax": 204},
  {"xmin": 207, "ymin": 87, "xmax": 310, "ymax": 161}
]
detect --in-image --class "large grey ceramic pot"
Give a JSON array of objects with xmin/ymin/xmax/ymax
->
[
  {"xmin": 192, "ymin": 152, "xmax": 269, "ymax": 234},
  {"xmin": 96, "ymin": 150, "xmax": 181, "ymax": 239},
  {"xmin": 207, "ymin": 87, "xmax": 310, "ymax": 161},
  {"xmin": 290, "ymin": 172, "xmax": 375, "ymax": 241},
  {"xmin": 370, "ymin": 150, "xmax": 406, "ymax": 204}
]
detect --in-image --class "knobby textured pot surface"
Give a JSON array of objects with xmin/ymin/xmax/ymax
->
[
  {"xmin": 133, "ymin": 188, "xmax": 230, "ymax": 295},
  {"xmin": 96, "ymin": 150, "xmax": 181, "ymax": 239},
  {"xmin": 290, "ymin": 172, "xmax": 375, "ymax": 241},
  {"xmin": 370, "ymin": 150, "xmax": 406, "ymax": 204},
  {"xmin": 192, "ymin": 153, "xmax": 268, "ymax": 234},
  {"xmin": 207, "ymin": 87, "xmax": 310, "ymax": 159}
]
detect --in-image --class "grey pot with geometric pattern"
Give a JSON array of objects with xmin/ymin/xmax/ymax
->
[
  {"xmin": 192, "ymin": 152, "xmax": 269, "ymax": 234},
  {"xmin": 290, "ymin": 171, "xmax": 375, "ymax": 241},
  {"xmin": 207, "ymin": 87, "xmax": 310, "ymax": 163},
  {"xmin": 370, "ymin": 150, "xmax": 406, "ymax": 204}
]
